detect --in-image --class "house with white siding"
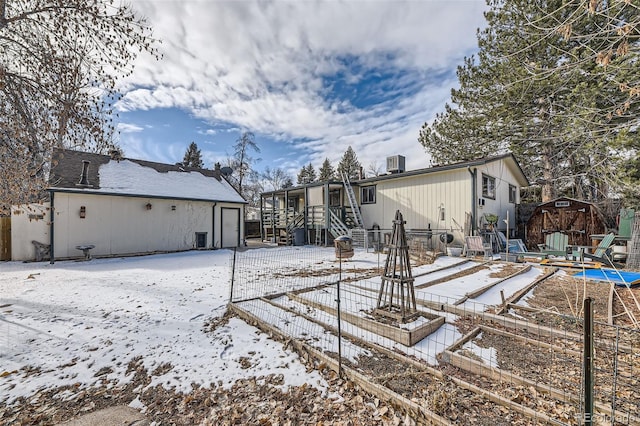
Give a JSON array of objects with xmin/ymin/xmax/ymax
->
[
  {"xmin": 11, "ymin": 148, "xmax": 246, "ymax": 262},
  {"xmin": 260, "ymin": 153, "xmax": 529, "ymax": 247}
]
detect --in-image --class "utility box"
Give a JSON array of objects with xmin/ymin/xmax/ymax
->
[{"xmin": 386, "ymin": 155, "xmax": 406, "ymax": 174}]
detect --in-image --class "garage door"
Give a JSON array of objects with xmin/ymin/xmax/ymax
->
[{"xmin": 221, "ymin": 208, "xmax": 240, "ymax": 248}]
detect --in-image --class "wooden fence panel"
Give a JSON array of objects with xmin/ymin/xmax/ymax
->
[{"xmin": 0, "ymin": 216, "xmax": 11, "ymax": 261}]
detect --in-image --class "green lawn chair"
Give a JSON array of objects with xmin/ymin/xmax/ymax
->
[
  {"xmin": 537, "ymin": 232, "xmax": 569, "ymax": 257},
  {"xmin": 582, "ymin": 233, "xmax": 619, "ymax": 267}
]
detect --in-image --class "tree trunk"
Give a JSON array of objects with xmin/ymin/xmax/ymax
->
[{"xmin": 541, "ymin": 144, "xmax": 554, "ymax": 202}]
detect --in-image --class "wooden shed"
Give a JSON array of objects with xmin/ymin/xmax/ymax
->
[{"xmin": 525, "ymin": 197, "xmax": 607, "ymax": 249}]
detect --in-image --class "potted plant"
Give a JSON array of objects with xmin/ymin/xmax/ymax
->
[{"xmin": 483, "ymin": 213, "xmax": 499, "ymax": 230}]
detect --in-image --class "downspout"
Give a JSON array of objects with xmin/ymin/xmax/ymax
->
[
  {"xmin": 212, "ymin": 203, "xmax": 217, "ymax": 249},
  {"xmin": 467, "ymin": 167, "xmax": 477, "ymax": 235},
  {"xmin": 49, "ymin": 191, "xmax": 55, "ymax": 264},
  {"xmin": 303, "ymin": 186, "xmax": 308, "ymax": 244}
]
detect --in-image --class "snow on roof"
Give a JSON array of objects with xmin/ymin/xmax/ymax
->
[{"xmin": 59, "ymin": 159, "xmax": 245, "ymax": 203}]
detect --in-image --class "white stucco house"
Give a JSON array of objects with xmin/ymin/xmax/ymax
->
[{"xmin": 11, "ymin": 148, "xmax": 246, "ymax": 262}]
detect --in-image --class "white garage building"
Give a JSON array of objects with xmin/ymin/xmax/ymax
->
[{"xmin": 11, "ymin": 148, "xmax": 246, "ymax": 262}]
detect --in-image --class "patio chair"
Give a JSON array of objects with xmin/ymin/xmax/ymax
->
[
  {"xmin": 537, "ymin": 232, "xmax": 569, "ymax": 257},
  {"xmin": 581, "ymin": 233, "xmax": 620, "ymax": 268},
  {"xmin": 464, "ymin": 236, "xmax": 485, "ymax": 258},
  {"xmin": 508, "ymin": 239, "xmax": 549, "ymax": 261}
]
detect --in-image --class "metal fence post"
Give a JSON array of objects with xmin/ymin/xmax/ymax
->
[
  {"xmin": 229, "ymin": 247, "xmax": 237, "ymax": 304},
  {"xmin": 611, "ymin": 327, "xmax": 620, "ymax": 426},
  {"xmin": 583, "ymin": 297, "xmax": 594, "ymax": 426},
  {"xmin": 337, "ymin": 246, "xmax": 343, "ymax": 377}
]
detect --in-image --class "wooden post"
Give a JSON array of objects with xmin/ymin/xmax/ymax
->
[
  {"xmin": 626, "ymin": 212, "xmax": 640, "ymax": 270},
  {"xmin": 583, "ymin": 297, "xmax": 594, "ymax": 426}
]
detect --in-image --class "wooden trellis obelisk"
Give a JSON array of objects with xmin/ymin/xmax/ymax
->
[{"xmin": 375, "ymin": 210, "xmax": 417, "ymax": 322}]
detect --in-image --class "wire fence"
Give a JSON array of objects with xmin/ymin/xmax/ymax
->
[
  {"xmin": 229, "ymin": 246, "xmax": 640, "ymax": 425},
  {"xmin": 352, "ymin": 228, "xmax": 464, "ymax": 255}
]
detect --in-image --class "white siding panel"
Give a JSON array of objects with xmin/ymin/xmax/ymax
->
[
  {"xmin": 10, "ymin": 203, "xmax": 50, "ymax": 261},
  {"xmin": 475, "ymin": 160, "xmax": 520, "ymax": 233},
  {"xmin": 360, "ymin": 170, "xmax": 472, "ymax": 235},
  {"xmin": 307, "ymin": 187, "xmax": 324, "ymax": 206},
  {"xmin": 50, "ymin": 193, "xmax": 241, "ymax": 258}
]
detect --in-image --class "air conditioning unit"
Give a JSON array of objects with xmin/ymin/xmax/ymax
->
[{"xmin": 386, "ymin": 155, "xmax": 406, "ymax": 173}]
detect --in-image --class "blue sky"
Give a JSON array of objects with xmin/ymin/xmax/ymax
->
[{"xmin": 115, "ymin": 0, "xmax": 488, "ymax": 180}]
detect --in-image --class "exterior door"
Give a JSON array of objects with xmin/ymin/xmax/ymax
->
[{"xmin": 221, "ymin": 207, "xmax": 240, "ymax": 248}]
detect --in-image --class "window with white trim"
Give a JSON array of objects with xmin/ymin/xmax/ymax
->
[
  {"xmin": 509, "ymin": 184, "xmax": 517, "ymax": 203},
  {"xmin": 482, "ymin": 174, "xmax": 496, "ymax": 199},
  {"xmin": 361, "ymin": 185, "xmax": 376, "ymax": 204}
]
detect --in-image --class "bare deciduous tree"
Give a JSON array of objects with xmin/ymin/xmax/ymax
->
[
  {"xmin": 230, "ymin": 132, "xmax": 260, "ymax": 198},
  {"xmin": 262, "ymin": 167, "xmax": 293, "ymax": 191},
  {"xmin": 0, "ymin": 0, "xmax": 158, "ymax": 213}
]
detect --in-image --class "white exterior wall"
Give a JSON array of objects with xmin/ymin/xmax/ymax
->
[
  {"xmin": 359, "ymin": 169, "xmax": 472, "ymax": 244},
  {"xmin": 11, "ymin": 203, "xmax": 50, "ymax": 261},
  {"xmin": 307, "ymin": 186, "xmax": 324, "ymax": 206},
  {"xmin": 358, "ymin": 159, "xmax": 524, "ymax": 245},
  {"xmin": 49, "ymin": 193, "xmax": 243, "ymax": 259},
  {"xmin": 473, "ymin": 159, "xmax": 520, "ymax": 234}
]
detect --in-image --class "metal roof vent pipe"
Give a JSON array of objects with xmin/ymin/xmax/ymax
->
[
  {"xmin": 78, "ymin": 160, "xmax": 90, "ymax": 186},
  {"xmin": 109, "ymin": 149, "xmax": 123, "ymax": 161}
]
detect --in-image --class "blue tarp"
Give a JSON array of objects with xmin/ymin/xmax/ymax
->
[{"xmin": 573, "ymin": 269, "xmax": 640, "ymax": 287}]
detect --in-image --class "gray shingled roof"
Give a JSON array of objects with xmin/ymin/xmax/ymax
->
[
  {"xmin": 47, "ymin": 148, "xmax": 246, "ymax": 203},
  {"xmin": 49, "ymin": 148, "xmax": 223, "ymax": 190}
]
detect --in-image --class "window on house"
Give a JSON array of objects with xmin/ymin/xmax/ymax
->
[
  {"xmin": 195, "ymin": 232, "xmax": 207, "ymax": 249},
  {"xmin": 287, "ymin": 196, "xmax": 299, "ymax": 212},
  {"xmin": 329, "ymin": 190, "xmax": 341, "ymax": 206},
  {"xmin": 509, "ymin": 184, "xmax": 517, "ymax": 203},
  {"xmin": 482, "ymin": 174, "xmax": 496, "ymax": 199},
  {"xmin": 361, "ymin": 186, "xmax": 376, "ymax": 204}
]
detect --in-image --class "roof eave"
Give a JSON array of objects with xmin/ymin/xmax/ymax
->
[{"xmin": 48, "ymin": 188, "xmax": 247, "ymax": 204}]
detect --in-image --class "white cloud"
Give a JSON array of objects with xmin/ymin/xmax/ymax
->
[
  {"xmin": 117, "ymin": 122, "xmax": 145, "ymax": 133},
  {"xmin": 120, "ymin": 0, "xmax": 487, "ymax": 172}
]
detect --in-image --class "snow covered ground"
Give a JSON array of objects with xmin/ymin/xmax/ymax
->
[
  {"xmin": 0, "ymin": 250, "xmax": 326, "ymax": 404},
  {"xmin": 0, "ymin": 247, "xmax": 542, "ymax": 406}
]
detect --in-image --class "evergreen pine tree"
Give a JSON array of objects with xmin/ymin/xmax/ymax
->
[
  {"xmin": 318, "ymin": 158, "xmax": 335, "ymax": 182},
  {"xmin": 296, "ymin": 163, "xmax": 317, "ymax": 184},
  {"xmin": 418, "ymin": 0, "xmax": 639, "ymax": 202},
  {"xmin": 182, "ymin": 142, "xmax": 204, "ymax": 168},
  {"xmin": 282, "ymin": 177, "xmax": 294, "ymax": 188},
  {"xmin": 305, "ymin": 163, "xmax": 317, "ymax": 183},
  {"xmin": 337, "ymin": 146, "xmax": 361, "ymax": 180},
  {"xmin": 296, "ymin": 165, "xmax": 308, "ymax": 185}
]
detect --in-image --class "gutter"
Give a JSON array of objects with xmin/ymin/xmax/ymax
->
[{"xmin": 467, "ymin": 167, "xmax": 477, "ymax": 235}]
